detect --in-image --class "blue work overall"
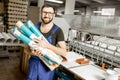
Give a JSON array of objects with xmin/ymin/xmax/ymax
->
[{"xmin": 27, "ymin": 22, "xmax": 59, "ymax": 80}]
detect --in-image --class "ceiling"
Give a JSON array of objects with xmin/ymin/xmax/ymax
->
[
  {"xmin": 29, "ymin": 0, "xmax": 120, "ymax": 8},
  {"xmin": 77, "ymin": 0, "xmax": 120, "ymax": 7}
]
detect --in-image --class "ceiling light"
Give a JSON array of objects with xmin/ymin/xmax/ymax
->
[
  {"xmin": 93, "ymin": 11, "xmax": 102, "ymax": 13},
  {"xmin": 45, "ymin": 0, "xmax": 63, "ymax": 4}
]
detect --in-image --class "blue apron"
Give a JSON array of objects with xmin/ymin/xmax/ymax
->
[{"xmin": 27, "ymin": 22, "xmax": 59, "ymax": 80}]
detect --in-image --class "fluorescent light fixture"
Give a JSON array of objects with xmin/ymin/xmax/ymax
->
[
  {"xmin": 93, "ymin": 11, "xmax": 102, "ymax": 13},
  {"xmin": 45, "ymin": 0, "xmax": 63, "ymax": 4},
  {"xmin": 74, "ymin": 10, "xmax": 80, "ymax": 12},
  {"xmin": 101, "ymin": 8, "xmax": 115, "ymax": 16}
]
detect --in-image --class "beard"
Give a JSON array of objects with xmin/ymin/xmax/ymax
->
[{"xmin": 41, "ymin": 17, "xmax": 53, "ymax": 24}]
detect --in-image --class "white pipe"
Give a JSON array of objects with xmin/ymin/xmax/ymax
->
[
  {"xmin": 0, "ymin": 32, "xmax": 5, "ymax": 43},
  {"xmin": 2, "ymin": 32, "xmax": 12, "ymax": 43}
]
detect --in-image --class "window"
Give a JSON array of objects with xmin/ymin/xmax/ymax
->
[{"xmin": 101, "ymin": 8, "xmax": 115, "ymax": 16}]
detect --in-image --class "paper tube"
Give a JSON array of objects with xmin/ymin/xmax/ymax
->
[
  {"xmin": 12, "ymin": 27, "xmax": 62, "ymax": 69},
  {"xmin": 0, "ymin": 32, "xmax": 5, "ymax": 43}
]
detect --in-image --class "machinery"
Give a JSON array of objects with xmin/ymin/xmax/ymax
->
[
  {"xmin": 68, "ymin": 27, "xmax": 120, "ymax": 69},
  {"xmin": 54, "ymin": 15, "xmax": 120, "ymax": 80}
]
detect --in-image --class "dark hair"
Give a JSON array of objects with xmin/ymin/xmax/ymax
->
[{"xmin": 41, "ymin": 4, "xmax": 56, "ymax": 13}]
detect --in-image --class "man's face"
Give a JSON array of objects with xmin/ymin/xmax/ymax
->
[{"xmin": 41, "ymin": 7, "xmax": 55, "ymax": 24}]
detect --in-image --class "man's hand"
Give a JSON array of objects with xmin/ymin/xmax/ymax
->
[
  {"xmin": 33, "ymin": 37, "xmax": 50, "ymax": 48},
  {"xmin": 31, "ymin": 49, "xmax": 43, "ymax": 56}
]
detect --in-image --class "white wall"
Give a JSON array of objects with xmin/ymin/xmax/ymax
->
[{"xmin": 53, "ymin": 17, "xmax": 71, "ymax": 41}]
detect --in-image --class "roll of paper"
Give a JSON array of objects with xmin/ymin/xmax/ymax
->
[
  {"xmin": 25, "ymin": 20, "xmax": 42, "ymax": 38},
  {"xmin": 15, "ymin": 20, "xmax": 62, "ymax": 63},
  {"xmin": 12, "ymin": 28, "xmax": 34, "ymax": 46},
  {"xmin": 12, "ymin": 27, "xmax": 62, "ymax": 67},
  {"xmin": 25, "ymin": 20, "xmax": 48, "ymax": 42},
  {"xmin": 12, "ymin": 20, "xmax": 63, "ymax": 70},
  {"xmin": 16, "ymin": 21, "xmax": 37, "ymax": 40}
]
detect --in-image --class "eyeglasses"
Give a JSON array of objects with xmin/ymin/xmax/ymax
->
[{"xmin": 42, "ymin": 11, "xmax": 54, "ymax": 15}]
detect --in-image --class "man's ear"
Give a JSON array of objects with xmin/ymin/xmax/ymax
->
[{"xmin": 53, "ymin": 14, "xmax": 55, "ymax": 17}]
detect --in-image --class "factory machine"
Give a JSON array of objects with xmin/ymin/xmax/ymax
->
[
  {"xmin": 68, "ymin": 27, "xmax": 120, "ymax": 69},
  {"xmin": 54, "ymin": 15, "xmax": 120, "ymax": 80}
]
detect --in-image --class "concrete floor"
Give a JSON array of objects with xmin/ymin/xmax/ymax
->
[{"xmin": 0, "ymin": 52, "xmax": 26, "ymax": 80}]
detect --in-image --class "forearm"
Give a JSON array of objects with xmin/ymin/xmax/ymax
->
[
  {"xmin": 24, "ymin": 44, "xmax": 40, "ymax": 56},
  {"xmin": 47, "ymin": 44, "xmax": 67, "ymax": 57},
  {"xmin": 30, "ymin": 38, "xmax": 67, "ymax": 56}
]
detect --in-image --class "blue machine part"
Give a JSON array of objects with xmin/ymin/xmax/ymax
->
[{"xmin": 54, "ymin": 69, "xmax": 71, "ymax": 80}]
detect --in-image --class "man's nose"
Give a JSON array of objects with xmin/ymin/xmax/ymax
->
[{"xmin": 45, "ymin": 13, "xmax": 49, "ymax": 17}]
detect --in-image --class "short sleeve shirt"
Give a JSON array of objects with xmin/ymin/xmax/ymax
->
[{"xmin": 35, "ymin": 22, "xmax": 65, "ymax": 46}]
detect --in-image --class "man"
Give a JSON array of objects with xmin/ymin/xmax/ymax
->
[{"xmin": 27, "ymin": 4, "xmax": 66, "ymax": 80}]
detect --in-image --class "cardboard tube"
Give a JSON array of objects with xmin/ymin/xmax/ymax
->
[
  {"xmin": 0, "ymin": 32, "xmax": 5, "ymax": 42},
  {"xmin": 8, "ymin": 33, "xmax": 19, "ymax": 43},
  {"xmin": 25, "ymin": 20, "xmax": 42, "ymax": 38},
  {"xmin": 25, "ymin": 20, "xmax": 48, "ymax": 43},
  {"xmin": 2, "ymin": 32, "xmax": 12, "ymax": 43},
  {"xmin": 12, "ymin": 27, "xmax": 62, "ymax": 70},
  {"xmin": 16, "ymin": 21, "xmax": 37, "ymax": 40}
]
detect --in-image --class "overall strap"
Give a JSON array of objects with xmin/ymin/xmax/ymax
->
[
  {"xmin": 47, "ymin": 25, "xmax": 59, "ymax": 43},
  {"xmin": 35, "ymin": 22, "xmax": 41, "ymax": 29},
  {"xmin": 51, "ymin": 25, "xmax": 59, "ymax": 34},
  {"xmin": 35, "ymin": 22, "xmax": 59, "ymax": 43}
]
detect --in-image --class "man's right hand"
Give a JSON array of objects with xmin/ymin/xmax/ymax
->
[{"xmin": 31, "ymin": 49, "xmax": 43, "ymax": 56}]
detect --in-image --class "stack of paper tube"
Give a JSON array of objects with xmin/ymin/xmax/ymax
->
[
  {"xmin": 12, "ymin": 20, "xmax": 62, "ymax": 70},
  {"xmin": 0, "ymin": 32, "xmax": 19, "ymax": 43}
]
